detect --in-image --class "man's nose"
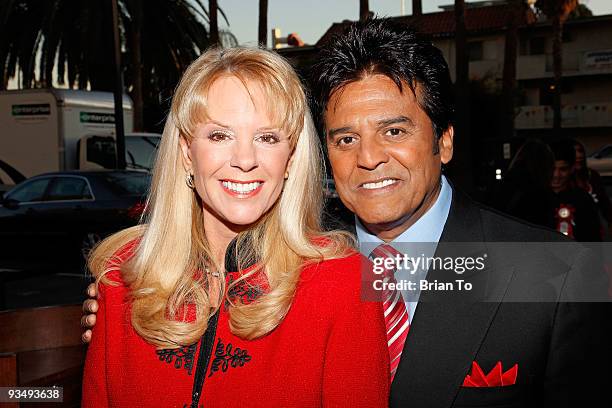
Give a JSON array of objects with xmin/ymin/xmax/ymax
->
[
  {"xmin": 356, "ymin": 135, "xmax": 389, "ymax": 170},
  {"xmin": 230, "ymin": 139, "xmax": 258, "ymax": 172}
]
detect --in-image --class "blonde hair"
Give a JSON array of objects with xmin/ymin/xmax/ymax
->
[{"xmin": 88, "ymin": 47, "xmax": 353, "ymax": 348}]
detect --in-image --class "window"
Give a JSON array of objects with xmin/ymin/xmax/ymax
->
[
  {"xmin": 103, "ymin": 173, "xmax": 150, "ymax": 196},
  {"xmin": 595, "ymin": 145, "xmax": 612, "ymax": 159},
  {"xmin": 468, "ymin": 41, "xmax": 484, "ymax": 61},
  {"xmin": 6, "ymin": 178, "xmax": 51, "ymax": 202},
  {"xmin": 125, "ymin": 136, "xmax": 161, "ymax": 171},
  {"xmin": 529, "ymin": 37, "xmax": 546, "ymax": 55},
  {"xmin": 46, "ymin": 177, "xmax": 92, "ymax": 201},
  {"xmin": 85, "ymin": 136, "xmax": 117, "ymax": 169}
]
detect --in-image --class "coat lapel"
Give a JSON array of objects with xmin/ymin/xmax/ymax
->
[{"xmin": 389, "ymin": 188, "xmax": 516, "ymax": 408}]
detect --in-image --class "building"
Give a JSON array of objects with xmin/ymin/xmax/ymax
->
[{"xmin": 278, "ymin": 0, "xmax": 612, "ymax": 155}]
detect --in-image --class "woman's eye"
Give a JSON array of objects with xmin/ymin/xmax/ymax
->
[
  {"xmin": 257, "ymin": 133, "xmax": 280, "ymax": 144},
  {"xmin": 208, "ymin": 131, "xmax": 232, "ymax": 142},
  {"xmin": 385, "ymin": 128, "xmax": 405, "ymax": 137}
]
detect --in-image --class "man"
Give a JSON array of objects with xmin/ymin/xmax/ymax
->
[
  {"xmin": 309, "ymin": 19, "xmax": 610, "ymax": 407},
  {"xmin": 549, "ymin": 139, "xmax": 601, "ymax": 241},
  {"xmin": 83, "ymin": 18, "xmax": 610, "ymax": 407}
]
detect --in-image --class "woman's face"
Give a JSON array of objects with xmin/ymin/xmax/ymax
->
[{"xmin": 179, "ymin": 75, "xmax": 293, "ymax": 228}]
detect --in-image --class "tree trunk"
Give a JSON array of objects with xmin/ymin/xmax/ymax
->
[
  {"xmin": 129, "ymin": 0, "xmax": 144, "ymax": 131},
  {"xmin": 209, "ymin": 0, "xmax": 219, "ymax": 46},
  {"xmin": 552, "ymin": 14, "xmax": 563, "ymax": 131},
  {"xmin": 452, "ymin": 0, "xmax": 474, "ymax": 191},
  {"xmin": 501, "ymin": 0, "xmax": 520, "ymax": 139},
  {"xmin": 258, "ymin": 0, "xmax": 268, "ymax": 47},
  {"xmin": 359, "ymin": 0, "xmax": 369, "ymax": 21},
  {"xmin": 412, "ymin": 0, "xmax": 422, "ymax": 16}
]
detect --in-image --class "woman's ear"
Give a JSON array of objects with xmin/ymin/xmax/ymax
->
[
  {"xmin": 285, "ymin": 151, "xmax": 295, "ymax": 179},
  {"xmin": 178, "ymin": 136, "xmax": 193, "ymax": 172}
]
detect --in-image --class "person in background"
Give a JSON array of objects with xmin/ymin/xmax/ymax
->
[
  {"xmin": 495, "ymin": 139, "xmax": 556, "ymax": 229},
  {"xmin": 573, "ymin": 139, "xmax": 612, "ymax": 235},
  {"xmin": 550, "ymin": 139, "xmax": 601, "ymax": 241},
  {"xmin": 81, "ymin": 46, "xmax": 389, "ymax": 408}
]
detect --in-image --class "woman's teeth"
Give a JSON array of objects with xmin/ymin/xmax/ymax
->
[{"xmin": 222, "ymin": 181, "xmax": 261, "ymax": 193}]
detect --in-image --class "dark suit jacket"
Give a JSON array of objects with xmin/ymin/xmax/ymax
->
[{"xmin": 349, "ymin": 187, "xmax": 611, "ymax": 407}]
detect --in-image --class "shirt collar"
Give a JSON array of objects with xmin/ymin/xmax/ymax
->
[{"xmin": 355, "ymin": 175, "xmax": 452, "ymax": 245}]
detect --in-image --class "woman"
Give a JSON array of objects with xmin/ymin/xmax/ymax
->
[{"xmin": 82, "ymin": 47, "xmax": 390, "ymax": 407}]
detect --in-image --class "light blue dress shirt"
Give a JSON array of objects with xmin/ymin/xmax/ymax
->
[{"xmin": 356, "ymin": 175, "xmax": 452, "ymax": 323}]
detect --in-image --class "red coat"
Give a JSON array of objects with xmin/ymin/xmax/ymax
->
[{"xmin": 82, "ymin": 242, "xmax": 390, "ymax": 407}]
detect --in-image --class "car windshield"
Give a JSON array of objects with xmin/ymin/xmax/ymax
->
[
  {"xmin": 126, "ymin": 136, "xmax": 161, "ymax": 171},
  {"xmin": 103, "ymin": 173, "xmax": 150, "ymax": 196}
]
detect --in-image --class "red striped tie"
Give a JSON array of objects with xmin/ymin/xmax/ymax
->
[{"xmin": 370, "ymin": 244, "xmax": 410, "ymax": 381}]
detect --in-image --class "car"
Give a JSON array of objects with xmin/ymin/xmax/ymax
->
[
  {"xmin": 0, "ymin": 170, "xmax": 150, "ymax": 271},
  {"xmin": 587, "ymin": 144, "xmax": 612, "ymax": 176}
]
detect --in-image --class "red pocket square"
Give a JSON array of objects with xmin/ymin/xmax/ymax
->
[{"xmin": 462, "ymin": 361, "xmax": 518, "ymax": 387}]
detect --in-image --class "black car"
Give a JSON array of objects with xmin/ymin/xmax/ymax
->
[{"xmin": 0, "ymin": 170, "xmax": 150, "ymax": 271}]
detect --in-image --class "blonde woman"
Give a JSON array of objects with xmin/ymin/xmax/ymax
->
[{"xmin": 81, "ymin": 47, "xmax": 389, "ymax": 407}]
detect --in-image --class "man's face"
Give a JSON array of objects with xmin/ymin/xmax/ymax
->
[
  {"xmin": 552, "ymin": 160, "xmax": 574, "ymax": 193},
  {"xmin": 324, "ymin": 74, "xmax": 453, "ymax": 241}
]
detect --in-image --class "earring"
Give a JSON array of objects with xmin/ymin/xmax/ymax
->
[
  {"xmin": 284, "ymin": 171, "xmax": 289, "ymax": 179},
  {"xmin": 186, "ymin": 172, "xmax": 195, "ymax": 189}
]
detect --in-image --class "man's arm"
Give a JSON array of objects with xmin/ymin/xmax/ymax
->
[{"xmin": 544, "ymin": 247, "xmax": 612, "ymax": 406}]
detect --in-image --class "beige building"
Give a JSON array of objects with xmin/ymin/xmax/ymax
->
[{"xmin": 280, "ymin": 0, "xmax": 612, "ymax": 154}]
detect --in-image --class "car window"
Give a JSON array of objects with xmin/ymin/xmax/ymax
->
[
  {"xmin": 599, "ymin": 146, "xmax": 612, "ymax": 159},
  {"xmin": 5, "ymin": 178, "xmax": 51, "ymax": 202},
  {"xmin": 85, "ymin": 136, "xmax": 117, "ymax": 168},
  {"xmin": 46, "ymin": 177, "xmax": 93, "ymax": 201},
  {"xmin": 103, "ymin": 173, "xmax": 150, "ymax": 196},
  {"xmin": 126, "ymin": 136, "xmax": 160, "ymax": 171}
]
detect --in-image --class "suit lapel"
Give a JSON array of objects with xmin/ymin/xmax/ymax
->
[{"xmin": 389, "ymin": 188, "xmax": 516, "ymax": 408}]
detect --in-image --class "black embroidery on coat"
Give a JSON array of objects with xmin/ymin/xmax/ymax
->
[
  {"xmin": 208, "ymin": 337, "xmax": 252, "ymax": 377},
  {"xmin": 225, "ymin": 273, "xmax": 264, "ymax": 309},
  {"xmin": 156, "ymin": 343, "xmax": 197, "ymax": 375}
]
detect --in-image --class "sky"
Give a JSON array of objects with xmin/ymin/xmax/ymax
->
[{"xmin": 217, "ymin": 0, "xmax": 612, "ymax": 47}]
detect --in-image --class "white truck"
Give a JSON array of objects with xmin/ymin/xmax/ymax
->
[{"xmin": 0, "ymin": 89, "xmax": 160, "ymax": 188}]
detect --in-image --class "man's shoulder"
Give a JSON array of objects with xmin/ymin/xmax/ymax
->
[{"xmin": 448, "ymin": 189, "xmax": 565, "ymax": 243}]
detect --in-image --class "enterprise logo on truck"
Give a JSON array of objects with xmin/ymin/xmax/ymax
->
[
  {"xmin": 12, "ymin": 104, "xmax": 51, "ymax": 116},
  {"xmin": 80, "ymin": 112, "xmax": 115, "ymax": 124}
]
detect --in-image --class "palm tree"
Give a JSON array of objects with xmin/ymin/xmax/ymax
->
[
  {"xmin": 209, "ymin": 0, "xmax": 219, "ymax": 46},
  {"xmin": 360, "ymin": 0, "xmax": 369, "ymax": 21},
  {"xmin": 412, "ymin": 0, "xmax": 422, "ymax": 16},
  {"xmin": 0, "ymin": 0, "xmax": 233, "ymax": 130},
  {"xmin": 501, "ymin": 0, "xmax": 522, "ymax": 140},
  {"xmin": 536, "ymin": 0, "xmax": 578, "ymax": 131},
  {"xmin": 452, "ymin": 0, "xmax": 474, "ymax": 191},
  {"xmin": 258, "ymin": 0, "xmax": 268, "ymax": 47}
]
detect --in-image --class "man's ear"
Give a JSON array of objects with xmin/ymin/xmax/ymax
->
[
  {"xmin": 178, "ymin": 136, "xmax": 193, "ymax": 172},
  {"xmin": 439, "ymin": 126, "xmax": 454, "ymax": 165}
]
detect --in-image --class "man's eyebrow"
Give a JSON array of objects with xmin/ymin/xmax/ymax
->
[
  {"xmin": 377, "ymin": 116, "xmax": 414, "ymax": 128},
  {"xmin": 327, "ymin": 126, "xmax": 352, "ymax": 139}
]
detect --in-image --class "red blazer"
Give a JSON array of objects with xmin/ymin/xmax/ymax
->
[{"xmin": 82, "ymin": 241, "xmax": 390, "ymax": 407}]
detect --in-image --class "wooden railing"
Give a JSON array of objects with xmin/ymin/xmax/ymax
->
[{"xmin": 0, "ymin": 304, "xmax": 85, "ymax": 407}]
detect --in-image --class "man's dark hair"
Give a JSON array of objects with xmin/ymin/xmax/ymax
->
[
  {"xmin": 311, "ymin": 18, "xmax": 454, "ymax": 140},
  {"xmin": 550, "ymin": 139, "xmax": 576, "ymax": 165}
]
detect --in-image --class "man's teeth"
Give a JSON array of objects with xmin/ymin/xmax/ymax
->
[
  {"xmin": 222, "ymin": 181, "xmax": 261, "ymax": 193},
  {"xmin": 361, "ymin": 179, "xmax": 397, "ymax": 190}
]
